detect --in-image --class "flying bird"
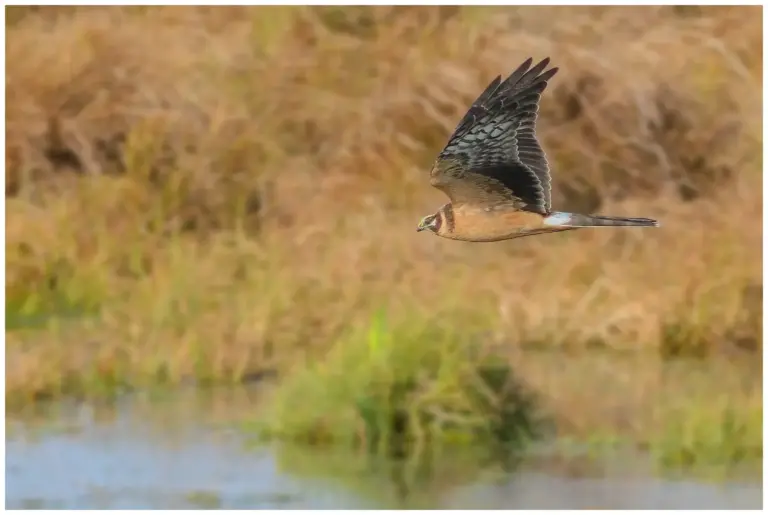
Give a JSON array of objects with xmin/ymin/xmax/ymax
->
[{"xmin": 417, "ymin": 57, "xmax": 659, "ymax": 242}]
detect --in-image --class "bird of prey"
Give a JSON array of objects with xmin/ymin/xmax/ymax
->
[{"xmin": 417, "ymin": 57, "xmax": 659, "ymax": 242}]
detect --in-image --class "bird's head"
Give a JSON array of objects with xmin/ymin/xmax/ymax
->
[{"xmin": 417, "ymin": 212, "xmax": 441, "ymax": 234}]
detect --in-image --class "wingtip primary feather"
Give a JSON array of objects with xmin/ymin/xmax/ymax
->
[{"xmin": 500, "ymin": 57, "xmax": 559, "ymax": 93}]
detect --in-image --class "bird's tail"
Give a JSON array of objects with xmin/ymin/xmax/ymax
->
[{"xmin": 543, "ymin": 211, "xmax": 660, "ymax": 228}]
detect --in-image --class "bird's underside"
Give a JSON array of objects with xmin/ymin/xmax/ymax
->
[
  {"xmin": 417, "ymin": 57, "xmax": 660, "ymax": 240},
  {"xmin": 435, "ymin": 202, "xmax": 562, "ymax": 242}
]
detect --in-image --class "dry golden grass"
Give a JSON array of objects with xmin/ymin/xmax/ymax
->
[{"xmin": 5, "ymin": 6, "xmax": 762, "ymax": 418}]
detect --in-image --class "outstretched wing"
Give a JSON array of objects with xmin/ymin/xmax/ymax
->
[{"xmin": 430, "ymin": 57, "xmax": 557, "ymax": 214}]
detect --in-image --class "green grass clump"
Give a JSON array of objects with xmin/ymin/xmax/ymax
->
[
  {"xmin": 650, "ymin": 397, "xmax": 762, "ymax": 476},
  {"xmin": 184, "ymin": 490, "xmax": 223, "ymax": 509},
  {"xmin": 252, "ymin": 310, "xmax": 545, "ymax": 459},
  {"xmin": 6, "ymin": 289, "xmax": 98, "ymax": 332}
]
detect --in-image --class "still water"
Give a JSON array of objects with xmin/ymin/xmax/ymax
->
[{"xmin": 6, "ymin": 388, "xmax": 762, "ymax": 509}]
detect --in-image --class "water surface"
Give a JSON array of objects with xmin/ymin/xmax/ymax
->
[{"xmin": 6, "ymin": 388, "xmax": 762, "ymax": 509}]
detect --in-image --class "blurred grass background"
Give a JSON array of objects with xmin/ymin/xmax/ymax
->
[{"xmin": 4, "ymin": 5, "xmax": 762, "ymax": 464}]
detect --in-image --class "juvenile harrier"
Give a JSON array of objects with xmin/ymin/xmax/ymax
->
[{"xmin": 417, "ymin": 57, "xmax": 659, "ymax": 242}]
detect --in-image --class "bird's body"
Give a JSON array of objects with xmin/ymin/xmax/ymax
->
[
  {"xmin": 426, "ymin": 203, "xmax": 558, "ymax": 242},
  {"xmin": 417, "ymin": 57, "xmax": 659, "ymax": 241}
]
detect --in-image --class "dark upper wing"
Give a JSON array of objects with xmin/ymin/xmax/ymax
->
[{"xmin": 430, "ymin": 57, "xmax": 558, "ymax": 214}]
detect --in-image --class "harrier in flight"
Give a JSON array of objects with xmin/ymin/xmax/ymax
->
[{"xmin": 417, "ymin": 57, "xmax": 659, "ymax": 242}]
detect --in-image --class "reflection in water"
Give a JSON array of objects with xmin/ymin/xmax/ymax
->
[{"xmin": 5, "ymin": 388, "xmax": 762, "ymax": 509}]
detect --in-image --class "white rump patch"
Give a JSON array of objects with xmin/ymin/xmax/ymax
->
[{"xmin": 543, "ymin": 212, "xmax": 573, "ymax": 226}]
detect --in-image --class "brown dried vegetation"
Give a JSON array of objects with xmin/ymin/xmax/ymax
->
[{"xmin": 5, "ymin": 6, "xmax": 762, "ymax": 420}]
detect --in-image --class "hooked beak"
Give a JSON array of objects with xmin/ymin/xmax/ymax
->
[{"xmin": 416, "ymin": 224, "xmax": 426, "ymax": 232}]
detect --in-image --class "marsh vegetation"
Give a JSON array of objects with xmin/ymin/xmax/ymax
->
[{"xmin": 6, "ymin": 5, "xmax": 762, "ymax": 475}]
